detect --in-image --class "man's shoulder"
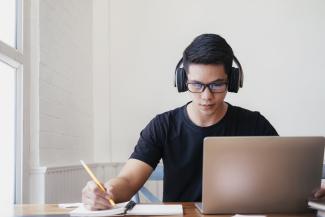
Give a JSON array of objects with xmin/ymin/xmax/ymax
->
[
  {"xmin": 226, "ymin": 103, "xmax": 278, "ymax": 136},
  {"xmin": 155, "ymin": 104, "xmax": 186, "ymax": 121},
  {"xmin": 145, "ymin": 104, "xmax": 186, "ymax": 134},
  {"xmin": 226, "ymin": 103, "xmax": 271, "ymax": 125},
  {"xmin": 228, "ymin": 103, "xmax": 262, "ymax": 118}
]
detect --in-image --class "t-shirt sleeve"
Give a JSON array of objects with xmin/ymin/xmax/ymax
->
[
  {"xmin": 129, "ymin": 115, "xmax": 165, "ymax": 169},
  {"xmin": 255, "ymin": 113, "xmax": 279, "ymax": 136}
]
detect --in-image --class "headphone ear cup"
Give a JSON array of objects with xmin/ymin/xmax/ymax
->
[
  {"xmin": 228, "ymin": 67, "xmax": 240, "ymax": 93},
  {"xmin": 176, "ymin": 68, "xmax": 188, "ymax": 92}
]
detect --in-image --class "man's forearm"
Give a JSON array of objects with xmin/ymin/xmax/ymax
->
[{"xmin": 106, "ymin": 177, "xmax": 138, "ymax": 203}]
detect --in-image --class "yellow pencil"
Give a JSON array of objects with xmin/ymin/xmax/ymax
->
[{"xmin": 80, "ymin": 160, "xmax": 115, "ymax": 206}]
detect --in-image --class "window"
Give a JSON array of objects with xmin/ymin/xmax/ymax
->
[
  {"xmin": 0, "ymin": 0, "xmax": 24, "ymax": 206},
  {"xmin": 0, "ymin": 0, "xmax": 16, "ymax": 47},
  {"xmin": 0, "ymin": 61, "xmax": 16, "ymax": 206}
]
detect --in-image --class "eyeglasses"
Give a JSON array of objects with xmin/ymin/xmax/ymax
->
[{"xmin": 186, "ymin": 81, "xmax": 228, "ymax": 93}]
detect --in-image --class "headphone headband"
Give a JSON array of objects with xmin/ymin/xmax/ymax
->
[
  {"xmin": 174, "ymin": 58, "xmax": 184, "ymax": 87},
  {"xmin": 174, "ymin": 55, "xmax": 244, "ymax": 93},
  {"xmin": 233, "ymin": 55, "xmax": 243, "ymax": 88}
]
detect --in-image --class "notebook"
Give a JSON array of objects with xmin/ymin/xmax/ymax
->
[
  {"xmin": 70, "ymin": 202, "xmax": 183, "ymax": 217},
  {"xmin": 308, "ymin": 200, "xmax": 325, "ymax": 211},
  {"xmin": 196, "ymin": 136, "xmax": 325, "ymax": 214},
  {"xmin": 308, "ymin": 200, "xmax": 325, "ymax": 217}
]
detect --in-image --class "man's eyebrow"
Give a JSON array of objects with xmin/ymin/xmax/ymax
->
[
  {"xmin": 187, "ymin": 78, "xmax": 227, "ymax": 83},
  {"xmin": 210, "ymin": 79, "xmax": 227, "ymax": 83}
]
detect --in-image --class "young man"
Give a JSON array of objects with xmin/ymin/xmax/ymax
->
[{"xmin": 82, "ymin": 34, "xmax": 323, "ymax": 210}]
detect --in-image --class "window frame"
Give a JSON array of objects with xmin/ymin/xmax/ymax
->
[
  {"xmin": 0, "ymin": 0, "xmax": 23, "ymax": 204},
  {"xmin": 0, "ymin": 0, "xmax": 39, "ymax": 203}
]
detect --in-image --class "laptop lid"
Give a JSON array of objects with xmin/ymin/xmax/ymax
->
[{"xmin": 201, "ymin": 136, "xmax": 325, "ymax": 214}]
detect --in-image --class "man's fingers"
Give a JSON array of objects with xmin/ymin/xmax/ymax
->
[
  {"xmin": 314, "ymin": 188, "xmax": 325, "ymax": 198},
  {"xmin": 87, "ymin": 181, "xmax": 99, "ymax": 191},
  {"xmin": 82, "ymin": 181, "xmax": 113, "ymax": 210},
  {"xmin": 104, "ymin": 183, "xmax": 115, "ymax": 199},
  {"xmin": 91, "ymin": 198, "xmax": 110, "ymax": 210},
  {"xmin": 83, "ymin": 190, "xmax": 112, "ymax": 210},
  {"xmin": 86, "ymin": 181, "xmax": 109, "ymax": 198},
  {"xmin": 83, "ymin": 196, "xmax": 108, "ymax": 210}
]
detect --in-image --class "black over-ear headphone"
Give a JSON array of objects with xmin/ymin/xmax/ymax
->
[{"xmin": 174, "ymin": 55, "xmax": 244, "ymax": 93}]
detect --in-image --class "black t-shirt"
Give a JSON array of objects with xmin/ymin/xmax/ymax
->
[{"xmin": 130, "ymin": 102, "xmax": 278, "ymax": 202}]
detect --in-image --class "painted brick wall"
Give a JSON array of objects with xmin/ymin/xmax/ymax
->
[{"xmin": 39, "ymin": 0, "xmax": 93, "ymax": 166}]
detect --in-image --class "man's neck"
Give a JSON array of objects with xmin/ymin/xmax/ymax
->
[{"xmin": 186, "ymin": 102, "xmax": 228, "ymax": 127}]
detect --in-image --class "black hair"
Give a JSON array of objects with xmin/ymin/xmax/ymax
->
[{"xmin": 183, "ymin": 34, "xmax": 234, "ymax": 75}]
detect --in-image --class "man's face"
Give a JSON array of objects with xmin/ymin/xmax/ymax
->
[{"xmin": 187, "ymin": 64, "xmax": 228, "ymax": 117}]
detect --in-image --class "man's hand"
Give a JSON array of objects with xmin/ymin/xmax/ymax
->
[
  {"xmin": 81, "ymin": 159, "xmax": 153, "ymax": 207},
  {"xmin": 82, "ymin": 181, "xmax": 115, "ymax": 210},
  {"xmin": 313, "ymin": 188, "xmax": 325, "ymax": 199}
]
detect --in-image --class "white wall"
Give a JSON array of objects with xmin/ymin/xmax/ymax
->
[
  {"xmin": 23, "ymin": 0, "xmax": 325, "ymax": 202},
  {"xmin": 39, "ymin": 0, "xmax": 93, "ymax": 166},
  {"xmin": 35, "ymin": 0, "xmax": 325, "ymax": 165},
  {"xmin": 106, "ymin": 0, "xmax": 325, "ymax": 161},
  {"xmin": 93, "ymin": 0, "xmax": 111, "ymax": 162}
]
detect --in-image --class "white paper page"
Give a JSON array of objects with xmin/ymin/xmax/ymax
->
[
  {"xmin": 233, "ymin": 215, "xmax": 266, "ymax": 217},
  {"xmin": 308, "ymin": 201, "xmax": 325, "ymax": 211},
  {"xmin": 70, "ymin": 202, "xmax": 127, "ymax": 217},
  {"xmin": 70, "ymin": 203, "xmax": 183, "ymax": 216},
  {"xmin": 127, "ymin": 204, "xmax": 183, "ymax": 215},
  {"xmin": 58, "ymin": 203, "xmax": 83, "ymax": 208}
]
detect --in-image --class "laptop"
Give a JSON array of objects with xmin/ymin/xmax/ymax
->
[{"xmin": 195, "ymin": 136, "xmax": 325, "ymax": 214}]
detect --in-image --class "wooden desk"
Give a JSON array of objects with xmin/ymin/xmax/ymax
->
[
  {"xmin": 15, "ymin": 204, "xmax": 73, "ymax": 216},
  {"xmin": 14, "ymin": 203, "xmax": 316, "ymax": 217}
]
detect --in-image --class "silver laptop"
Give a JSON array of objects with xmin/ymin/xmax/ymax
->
[{"xmin": 195, "ymin": 136, "xmax": 325, "ymax": 214}]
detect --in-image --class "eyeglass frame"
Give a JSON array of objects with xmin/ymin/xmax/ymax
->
[{"xmin": 186, "ymin": 80, "xmax": 228, "ymax": 93}]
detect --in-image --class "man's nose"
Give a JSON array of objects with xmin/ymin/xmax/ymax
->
[{"xmin": 201, "ymin": 86, "xmax": 213, "ymax": 99}]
